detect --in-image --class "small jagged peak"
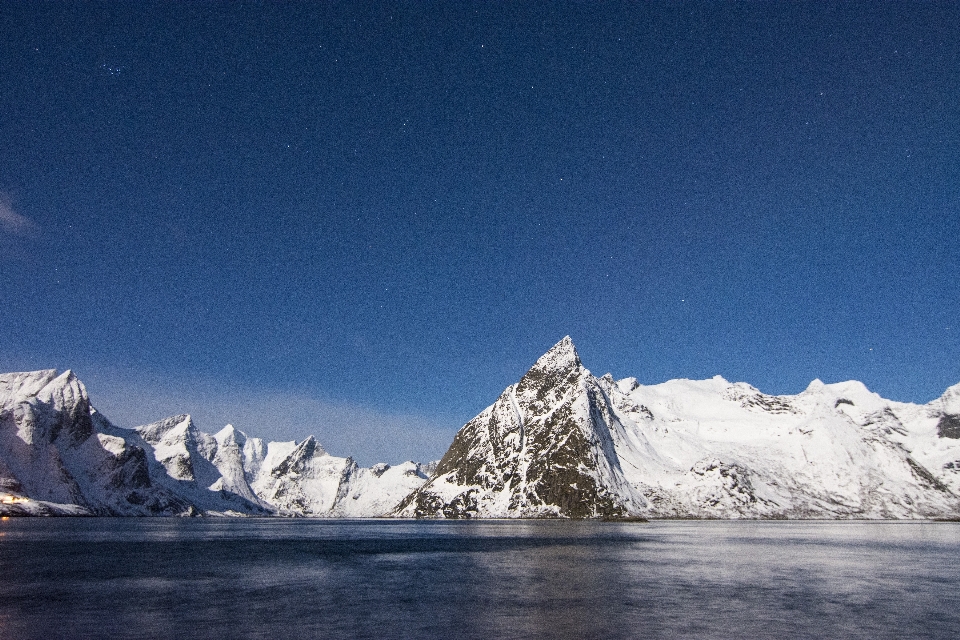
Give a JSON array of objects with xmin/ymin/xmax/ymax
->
[
  {"xmin": 135, "ymin": 413, "xmax": 194, "ymax": 443},
  {"xmin": 46, "ymin": 369, "xmax": 78, "ymax": 388},
  {"xmin": 34, "ymin": 369, "xmax": 87, "ymax": 405},
  {"xmin": 804, "ymin": 379, "xmax": 825, "ymax": 393},
  {"xmin": 514, "ymin": 337, "xmax": 588, "ymax": 401},
  {"xmin": 595, "ymin": 373, "xmax": 619, "ymax": 397},
  {"xmin": 170, "ymin": 414, "xmax": 193, "ymax": 429},
  {"xmin": 0, "ymin": 369, "xmax": 82, "ymax": 407},
  {"xmin": 531, "ymin": 336, "xmax": 583, "ymax": 374},
  {"xmin": 215, "ymin": 424, "xmax": 246, "ymax": 447},
  {"xmin": 290, "ymin": 435, "xmax": 325, "ymax": 460},
  {"xmin": 597, "ymin": 373, "xmax": 624, "ymax": 395},
  {"xmin": 136, "ymin": 413, "xmax": 191, "ymax": 428}
]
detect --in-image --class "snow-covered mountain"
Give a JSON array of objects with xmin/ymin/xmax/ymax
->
[
  {"xmin": 0, "ymin": 369, "xmax": 431, "ymax": 516},
  {"xmin": 0, "ymin": 370, "xmax": 195, "ymax": 515},
  {"xmin": 397, "ymin": 337, "xmax": 960, "ymax": 519},
  {"xmin": 6, "ymin": 338, "xmax": 960, "ymax": 519},
  {"xmin": 246, "ymin": 434, "xmax": 434, "ymax": 517}
]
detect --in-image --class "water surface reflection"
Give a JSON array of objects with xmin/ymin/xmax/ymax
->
[{"xmin": 0, "ymin": 519, "xmax": 957, "ymax": 639}]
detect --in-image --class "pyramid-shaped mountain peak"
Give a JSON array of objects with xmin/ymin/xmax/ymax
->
[
  {"xmin": 531, "ymin": 336, "xmax": 582, "ymax": 374},
  {"xmin": 396, "ymin": 334, "xmax": 643, "ymax": 519}
]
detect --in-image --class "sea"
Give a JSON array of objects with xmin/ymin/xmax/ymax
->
[{"xmin": 1, "ymin": 518, "xmax": 958, "ymax": 639}]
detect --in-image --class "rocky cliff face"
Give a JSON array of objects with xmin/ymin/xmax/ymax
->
[{"xmin": 396, "ymin": 337, "xmax": 647, "ymax": 518}]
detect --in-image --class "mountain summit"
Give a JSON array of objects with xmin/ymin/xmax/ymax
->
[
  {"xmin": 532, "ymin": 335, "xmax": 582, "ymax": 373},
  {"xmin": 396, "ymin": 337, "xmax": 646, "ymax": 518}
]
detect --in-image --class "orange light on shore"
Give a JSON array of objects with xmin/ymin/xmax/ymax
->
[{"xmin": 0, "ymin": 495, "xmax": 28, "ymax": 504}]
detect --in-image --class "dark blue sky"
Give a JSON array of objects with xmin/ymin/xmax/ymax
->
[{"xmin": 3, "ymin": 2, "xmax": 959, "ymax": 464}]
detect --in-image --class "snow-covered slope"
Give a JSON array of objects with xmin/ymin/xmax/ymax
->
[
  {"xmin": 248, "ymin": 434, "xmax": 434, "ymax": 516},
  {"xmin": 0, "ymin": 370, "xmax": 195, "ymax": 515},
  {"xmin": 398, "ymin": 337, "xmax": 960, "ymax": 519},
  {"xmin": 130, "ymin": 415, "xmax": 269, "ymax": 515},
  {"xmin": 603, "ymin": 374, "xmax": 960, "ymax": 518},
  {"xmin": 0, "ymin": 369, "xmax": 431, "ymax": 516}
]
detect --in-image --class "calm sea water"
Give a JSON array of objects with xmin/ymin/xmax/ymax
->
[{"xmin": 0, "ymin": 518, "xmax": 958, "ymax": 639}]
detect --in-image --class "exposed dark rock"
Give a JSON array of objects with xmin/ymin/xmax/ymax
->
[
  {"xmin": 907, "ymin": 457, "xmax": 951, "ymax": 492},
  {"xmin": 398, "ymin": 336, "xmax": 641, "ymax": 519},
  {"xmin": 937, "ymin": 414, "xmax": 960, "ymax": 439}
]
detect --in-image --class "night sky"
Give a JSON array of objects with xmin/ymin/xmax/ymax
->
[{"xmin": 3, "ymin": 2, "xmax": 960, "ymax": 465}]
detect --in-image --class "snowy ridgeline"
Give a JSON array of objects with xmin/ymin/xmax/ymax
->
[
  {"xmin": 0, "ymin": 370, "xmax": 434, "ymax": 516},
  {"xmin": 398, "ymin": 337, "xmax": 960, "ymax": 519},
  {"xmin": 4, "ymin": 338, "xmax": 960, "ymax": 518}
]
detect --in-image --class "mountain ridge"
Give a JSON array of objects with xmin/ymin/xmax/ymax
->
[
  {"xmin": 3, "ymin": 337, "xmax": 960, "ymax": 519},
  {"xmin": 0, "ymin": 369, "xmax": 429, "ymax": 516},
  {"xmin": 397, "ymin": 337, "xmax": 960, "ymax": 519}
]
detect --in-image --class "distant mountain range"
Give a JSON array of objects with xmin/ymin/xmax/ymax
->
[
  {"xmin": 0, "ymin": 369, "xmax": 431, "ymax": 516},
  {"xmin": 3, "ymin": 338, "xmax": 960, "ymax": 518}
]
